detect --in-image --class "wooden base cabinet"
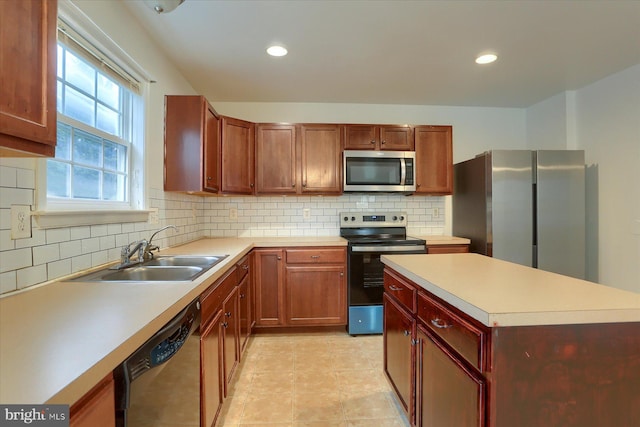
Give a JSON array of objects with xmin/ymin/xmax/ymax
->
[
  {"xmin": 200, "ymin": 310, "xmax": 223, "ymax": 427},
  {"xmin": 383, "ymin": 293, "xmax": 416, "ymax": 419},
  {"xmin": 416, "ymin": 325, "xmax": 485, "ymax": 427},
  {"xmin": 70, "ymin": 374, "xmax": 115, "ymax": 427},
  {"xmin": 221, "ymin": 287, "xmax": 239, "ymax": 396},
  {"xmin": 254, "ymin": 247, "xmax": 347, "ymax": 327}
]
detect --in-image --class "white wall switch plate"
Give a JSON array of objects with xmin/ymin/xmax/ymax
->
[
  {"xmin": 303, "ymin": 208, "xmax": 311, "ymax": 219},
  {"xmin": 433, "ymin": 207, "xmax": 440, "ymax": 218},
  {"xmin": 11, "ymin": 205, "xmax": 31, "ymax": 239},
  {"xmin": 149, "ymin": 208, "xmax": 159, "ymax": 224},
  {"xmin": 229, "ymin": 208, "xmax": 238, "ymax": 219}
]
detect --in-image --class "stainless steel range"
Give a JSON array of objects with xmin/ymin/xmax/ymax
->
[{"xmin": 340, "ymin": 212, "xmax": 426, "ymax": 335}]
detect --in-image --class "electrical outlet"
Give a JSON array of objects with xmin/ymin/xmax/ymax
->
[
  {"xmin": 192, "ymin": 207, "xmax": 197, "ymax": 220},
  {"xmin": 149, "ymin": 208, "xmax": 159, "ymax": 225},
  {"xmin": 433, "ymin": 207, "xmax": 440, "ymax": 218},
  {"xmin": 229, "ymin": 208, "xmax": 238, "ymax": 220},
  {"xmin": 303, "ymin": 208, "xmax": 311, "ymax": 219},
  {"xmin": 11, "ymin": 205, "xmax": 31, "ymax": 239}
]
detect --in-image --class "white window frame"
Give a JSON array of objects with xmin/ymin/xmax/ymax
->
[{"xmin": 35, "ymin": 0, "xmax": 150, "ymax": 228}]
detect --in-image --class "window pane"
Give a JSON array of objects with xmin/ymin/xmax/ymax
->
[
  {"xmin": 55, "ymin": 122, "xmax": 72, "ymax": 160},
  {"xmin": 103, "ymin": 172, "xmax": 126, "ymax": 201},
  {"xmin": 97, "ymin": 104, "xmax": 120, "ymax": 136},
  {"xmin": 64, "ymin": 85, "xmax": 95, "ymax": 126},
  {"xmin": 73, "ymin": 129, "xmax": 102, "ymax": 167},
  {"xmin": 47, "ymin": 160, "xmax": 70, "ymax": 198},
  {"xmin": 97, "ymin": 74, "xmax": 120, "ymax": 110},
  {"xmin": 72, "ymin": 166, "xmax": 100, "ymax": 199},
  {"xmin": 64, "ymin": 49, "xmax": 95, "ymax": 95},
  {"xmin": 104, "ymin": 140, "xmax": 127, "ymax": 172},
  {"xmin": 57, "ymin": 45, "xmax": 63, "ymax": 78},
  {"xmin": 57, "ymin": 80, "xmax": 63, "ymax": 113}
]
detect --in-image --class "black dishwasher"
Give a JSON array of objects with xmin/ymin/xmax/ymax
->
[{"xmin": 114, "ymin": 298, "xmax": 201, "ymax": 427}]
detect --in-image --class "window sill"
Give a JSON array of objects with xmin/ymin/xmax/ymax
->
[{"xmin": 32, "ymin": 210, "xmax": 151, "ymax": 229}]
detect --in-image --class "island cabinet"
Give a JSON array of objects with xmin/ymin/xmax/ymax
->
[
  {"xmin": 426, "ymin": 244, "xmax": 469, "ymax": 254},
  {"xmin": 255, "ymin": 123, "xmax": 342, "ymax": 195},
  {"xmin": 344, "ymin": 124, "xmax": 414, "ymax": 151},
  {"xmin": 200, "ymin": 265, "xmax": 245, "ymax": 427},
  {"xmin": 0, "ymin": 0, "xmax": 57, "ymax": 157},
  {"xmin": 221, "ymin": 116, "xmax": 255, "ymax": 194},
  {"xmin": 164, "ymin": 95, "xmax": 220, "ymax": 195},
  {"xmin": 384, "ymin": 266, "xmax": 640, "ymax": 427},
  {"xmin": 254, "ymin": 247, "xmax": 347, "ymax": 327},
  {"xmin": 414, "ymin": 125, "xmax": 453, "ymax": 195},
  {"xmin": 69, "ymin": 373, "xmax": 116, "ymax": 427}
]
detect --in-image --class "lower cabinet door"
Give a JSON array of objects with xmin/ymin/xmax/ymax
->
[
  {"xmin": 238, "ymin": 275, "xmax": 251, "ymax": 353},
  {"xmin": 70, "ymin": 374, "xmax": 115, "ymax": 427},
  {"xmin": 285, "ymin": 265, "xmax": 346, "ymax": 325},
  {"xmin": 417, "ymin": 324, "xmax": 485, "ymax": 427},
  {"xmin": 200, "ymin": 310, "xmax": 223, "ymax": 427},
  {"xmin": 222, "ymin": 286, "xmax": 239, "ymax": 396},
  {"xmin": 383, "ymin": 293, "xmax": 415, "ymax": 419}
]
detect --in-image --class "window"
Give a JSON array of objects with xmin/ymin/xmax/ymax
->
[{"xmin": 40, "ymin": 13, "xmax": 145, "ymax": 214}]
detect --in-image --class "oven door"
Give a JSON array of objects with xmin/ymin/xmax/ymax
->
[{"xmin": 348, "ymin": 244, "xmax": 426, "ymax": 306}]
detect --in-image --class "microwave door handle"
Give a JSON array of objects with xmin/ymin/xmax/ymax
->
[{"xmin": 400, "ymin": 159, "xmax": 406, "ymax": 185}]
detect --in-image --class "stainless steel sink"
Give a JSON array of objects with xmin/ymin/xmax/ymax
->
[{"xmin": 72, "ymin": 255, "xmax": 228, "ymax": 282}]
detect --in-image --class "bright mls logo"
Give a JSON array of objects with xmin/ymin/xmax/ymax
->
[{"xmin": 0, "ymin": 405, "xmax": 68, "ymax": 427}]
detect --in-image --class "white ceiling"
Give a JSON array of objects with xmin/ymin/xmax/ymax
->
[{"xmin": 122, "ymin": 0, "xmax": 640, "ymax": 108}]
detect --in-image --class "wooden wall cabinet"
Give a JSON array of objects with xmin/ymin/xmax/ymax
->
[
  {"xmin": 256, "ymin": 124, "xmax": 343, "ymax": 195},
  {"xmin": 414, "ymin": 125, "xmax": 453, "ymax": 195},
  {"xmin": 164, "ymin": 95, "xmax": 220, "ymax": 195},
  {"xmin": 345, "ymin": 125, "xmax": 414, "ymax": 151},
  {"xmin": 254, "ymin": 246, "xmax": 347, "ymax": 327},
  {"xmin": 0, "ymin": 0, "xmax": 57, "ymax": 157},
  {"xmin": 69, "ymin": 374, "xmax": 116, "ymax": 427},
  {"xmin": 299, "ymin": 124, "xmax": 343, "ymax": 194},
  {"xmin": 221, "ymin": 116, "xmax": 255, "ymax": 194}
]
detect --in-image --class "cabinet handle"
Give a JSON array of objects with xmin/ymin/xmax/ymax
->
[
  {"xmin": 340, "ymin": 272, "xmax": 344, "ymax": 277},
  {"xmin": 381, "ymin": 140, "xmax": 386, "ymax": 145},
  {"xmin": 222, "ymin": 322, "xmax": 228, "ymax": 328},
  {"xmin": 431, "ymin": 318, "xmax": 452, "ymax": 329},
  {"xmin": 225, "ymin": 311, "xmax": 231, "ymax": 317},
  {"xmin": 292, "ymin": 183, "xmax": 296, "ymax": 188},
  {"xmin": 310, "ymin": 255, "xmax": 320, "ymax": 259},
  {"xmin": 243, "ymin": 265, "xmax": 249, "ymax": 270},
  {"xmin": 403, "ymin": 330, "xmax": 410, "ymax": 337},
  {"xmin": 207, "ymin": 176, "xmax": 212, "ymax": 180},
  {"xmin": 417, "ymin": 183, "xmax": 421, "ymax": 188},
  {"xmin": 250, "ymin": 183, "xmax": 254, "ymax": 188},
  {"xmin": 389, "ymin": 285, "xmax": 403, "ymax": 291},
  {"xmin": 240, "ymin": 293, "xmax": 245, "ymax": 299},
  {"xmin": 411, "ymin": 338, "xmax": 419, "ymax": 346},
  {"xmin": 370, "ymin": 140, "xmax": 376, "ymax": 144},
  {"xmin": 277, "ymin": 256, "xmax": 282, "ymax": 260}
]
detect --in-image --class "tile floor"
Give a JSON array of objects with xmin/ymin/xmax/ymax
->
[{"xmin": 217, "ymin": 330, "xmax": 411, "ymax": 427}]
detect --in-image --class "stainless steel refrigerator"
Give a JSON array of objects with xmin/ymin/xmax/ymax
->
[{"xmin": 453, "ymin": 150, "xmax": 586, "ymax": 279}]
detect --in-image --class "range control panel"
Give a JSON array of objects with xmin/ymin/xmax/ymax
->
[{"xmin": 340, "ymin": 212, "xmax": 407, "ymax": 228}]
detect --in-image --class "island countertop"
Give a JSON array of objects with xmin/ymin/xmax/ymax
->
[{"xmin": 381, "ymin": 253, "xmax": 640, "ymax": 327}]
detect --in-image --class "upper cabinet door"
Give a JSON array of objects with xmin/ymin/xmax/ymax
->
[
  {"xmin": 345, "ymin": 125, "xmax": 414, "ymax": 150},
  {"xmin": 255, "ymin": 124, "xmax": 297, "ymax": 194},
  {"xmin": 0, "ymin": 0, "xmax": 57, "ymax": 157},
  {"xmin": 221, "ymin": 116, "xmax": 255, "ymax": 194},
  {"xmin": 203, "ymin": 105, "xmax": 221, "ymax": 192},
  {"xmin": 379, "ymin": 125, "xmax": 414, "ymax": 151},
  {"xmin": 299, "ymin": 124, "xmax": 342, "ymax": 194},
  {"xmin": 414, "ymin": 125, "xmax": 453, "ymax": 195},
  {"xmin": 344, "ymin": 125, "xmax": 377, "ymax": 150}
]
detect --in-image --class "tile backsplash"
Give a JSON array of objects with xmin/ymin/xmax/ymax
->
[{"xmin": 1, "ymin": 163, "xmax": 444, "ymax": 295}]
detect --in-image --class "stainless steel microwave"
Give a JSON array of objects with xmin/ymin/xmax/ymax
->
[{"xmin": 343, "ymin": 150, "xmax": 416, "ymax": 194}]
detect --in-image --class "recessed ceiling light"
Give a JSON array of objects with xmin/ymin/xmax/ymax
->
[
  {"xmin": 475, "ymin": 53, "xmax": 497, "ymax": 65},
  {"xmin": 267, "ymin": 45, "xmax": 288, "ymax": 57}
]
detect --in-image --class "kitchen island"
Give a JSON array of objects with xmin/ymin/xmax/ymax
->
[{"xmin": 381, "ymin": 253, "xmax": 640, "ymax": 427}]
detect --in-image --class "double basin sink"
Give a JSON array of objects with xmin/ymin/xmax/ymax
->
[{"xmin": 72, "ymin": 255, "xmax": 228, "ymax": 283}]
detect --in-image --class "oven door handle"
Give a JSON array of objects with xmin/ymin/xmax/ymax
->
[{"xmin": 351, "ymin": 245, "xmax": 426, "ymax": 253}]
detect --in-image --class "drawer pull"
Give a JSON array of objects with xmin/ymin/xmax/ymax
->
[
  {"xmin": 242, "ymin": 265, "xmax": 249, "ymax": 270},
  {"xmin": 225, "ymin": 312, "xmax": 231, "ymax": 317},
  {"xmin": 431, "ymin": 318, "xmax": 452, "ymax": 329},
  {"xmin": 310, "ymin": 255, "xmax": 320, "ymax": 259},
  {"xmin": 389, "ymin": 285, "xmax": 403, "ymax": 291},
  {"xmin": 403, "ymin": 330, "xmax": 411, "ymax": 337},
  {"xmin": 222, "ymin": 322, "xmax": 228, "ymax": 328}
]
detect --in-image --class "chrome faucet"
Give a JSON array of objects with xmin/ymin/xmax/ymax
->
[
  {"xmin": 142, "ymin": 225, "xmax": 179, "ymax": 261},
  {"xmin": 113, "ymin": 225, "xmax": 179, "ymax": 269}
]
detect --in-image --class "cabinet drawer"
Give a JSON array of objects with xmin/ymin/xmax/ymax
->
[
  {"xmin": 383, "ymin": 270, "xmax": 416, "ymax": 313},
  {"xmin": 201, "ymin": 267, "xmax": 236, "ymax": 325},
  {"xmin": 285, "ymin": 248, "xmax": 345, "ymax": 264},
  {"xmin": 426, "ymin": 244, "xmax": 469, "ymax": 254},
  {"xmin": 417, "ymin": 291, "xmax": 486, "ymax": 370},
  {"xmin": 236, "ymin": 254, "xmax": 250, "ymax": 281}
]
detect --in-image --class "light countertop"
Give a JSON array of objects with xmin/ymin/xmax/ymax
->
[
  {"xmin": 381, "ymin": 253, "xmax": 640, "ymax": 328},
  {"xmin": 0, "ymin": 235, "xmax": 465, "ymax": 406}
]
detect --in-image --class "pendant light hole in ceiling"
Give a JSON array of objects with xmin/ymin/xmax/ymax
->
[
  {"xmin": 267, "ymin": 45, "xmax": 288, "ymax": 57},
  {"xmin": 144, "ymin": 0, "xmax": 185, "ymax": 14},
  {"xmin": 475, "ymin": 53, "xmax": 498, "ymax": 65}
]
